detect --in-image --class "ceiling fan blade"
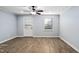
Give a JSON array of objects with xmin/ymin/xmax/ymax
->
[
  {"xmin": 37, "ymin": 10, "xmax": 43, "ymax": 12},
  {"xmin": 36, "ymin": 12, "xmax": 41, "ymax": 15},
  {"xmin": 30, "ymin": 6, "xmax": 43, "ymax": 15}
]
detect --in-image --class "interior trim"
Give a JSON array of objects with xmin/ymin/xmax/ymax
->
[
  {"xmin": 0, "ymin": 35, "xmax": 78, "ymax": 53},
  {"xmin": 60, "ymin": 36, "xmax": 79, "ymax": 52},
  {"xmin": 0, "ymin": 36, "xmax": 17, "ymax": 44}
]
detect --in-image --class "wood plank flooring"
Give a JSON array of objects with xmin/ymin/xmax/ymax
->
[{"xmin": 0, "ymin": 37, "xmax": 77, "ymax": 53}]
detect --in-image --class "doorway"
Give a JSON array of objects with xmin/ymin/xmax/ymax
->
[{"xmin": 23, "ymin": 16, "xmax": 33, "ymax": 37}]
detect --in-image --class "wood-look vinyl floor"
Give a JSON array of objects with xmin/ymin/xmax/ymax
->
[{"xmin": 0, "ymin": 37, "xmax": 77, "ymax": 53}]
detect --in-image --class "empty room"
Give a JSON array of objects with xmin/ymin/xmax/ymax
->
[{"xmin": 0, "ymin": 6, "xmax": 79, "ymax": 53}]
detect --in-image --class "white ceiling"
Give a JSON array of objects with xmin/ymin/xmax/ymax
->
[{"xmin": 0, "ymin": 6, "xmax": 71, "ymax": 15}]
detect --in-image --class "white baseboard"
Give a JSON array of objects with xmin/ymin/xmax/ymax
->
[
  {"xmin": 1, "ymin": 35, "xmax": 78, "ymax": 52},
  {"xmin": 17, "ymin": 35, "xmax": 60, "ymax": 38},
  {"xmin": 17, "ymin": 36, "xmax": 33, "ymax": 37},
  {"xmin": 60, "ymin": 36, "xmax": 79, "ymax": 52},
  {"xmin": 16, "ymin": 36, "xmax": 25, "ymax": 37},
  {"xmin": 33, "ymin": 36, "xmax": 60, "ymax": 38},
  {"xmin": 0, "ymin": 36, "xmax": 17, "ymax": 44},
  {"xmin": 0, "ymin": 36, "xmax": 59, "ymax": 44}
]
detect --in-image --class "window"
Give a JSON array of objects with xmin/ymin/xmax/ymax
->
[{"xmin": 44, "ymin": 18, "xmax": 53, "ymax": 30}]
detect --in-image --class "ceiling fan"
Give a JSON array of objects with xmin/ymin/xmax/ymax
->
[{"xmin": 30, "ymin": 6, "xmax": 44, "ymax": 15}]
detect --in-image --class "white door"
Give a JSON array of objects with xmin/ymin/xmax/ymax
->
[{"xmin": 23, "ymin": 16, "xmax": 33, "ymax": 36}]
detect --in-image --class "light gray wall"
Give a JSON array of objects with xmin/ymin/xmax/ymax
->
[
  {"xmin": 0, "ymin": 11, "xmax": 17, "ymax": 42},
  {"xmin": 33, "ymin": 15, "xmax": 59, "ymax": 36},
  {"xmin": 60, "ymin": 6, "xmax": 79, "ymax": 50},
  {"xmin": 17, "ymin": 16, "xmax": 24, "ymax": 36},
  {"xmin": 17, "ymin": 15, "xmax": 59, "ymax": 37}
]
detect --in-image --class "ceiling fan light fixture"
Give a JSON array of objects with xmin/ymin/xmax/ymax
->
[{"xmin": 31, "ymin": 12, "xmax": 36, "ymax": 15}]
